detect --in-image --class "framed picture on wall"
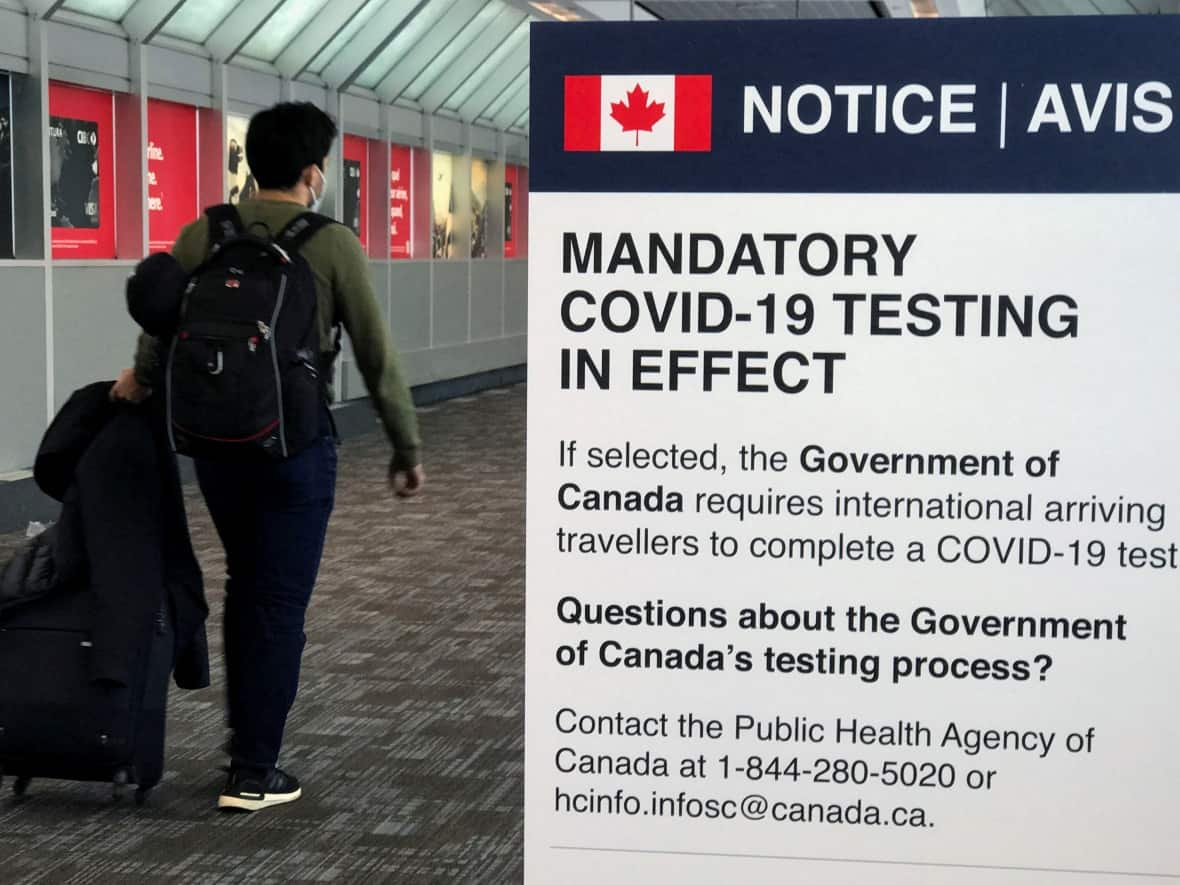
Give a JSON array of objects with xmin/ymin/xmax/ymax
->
[
  {"xmin": 505, "ymin": 164, "xmax": 518, "ymax": 259},
  {"xmin": 342, "ymin": 134, "xmax": 368, "ymax": 250},
  {"xmin": 50, "ymin": 117, "xmax": 99, "ymax": 230},
  {"xmin": 391, "ymin": 144, "xmax": 412, "ymax": 259},
  {"xmin": 0, "ymin": 73, "xmax": 13, "ymax": 260},
  {"xmin": 343, "ymin": 159, "xmax": 361, "ymax": 237},
  {"xmin": 471, "ymin": 157, "xmax": 488, "ymax": 259},
  {"xmin": 432, "ymin": 151, "xmax": 455, "ymax": 259},
  {"xmin": 147, "ymin": 99, "xmax": 198, "ymax": 253},
  {"xmin": 49, "ymin": 82, "xmax": 115, "ymax": 259},
  {"xmin": 226, "ymin": 114, "xmax": 252, "ymax": 204}
]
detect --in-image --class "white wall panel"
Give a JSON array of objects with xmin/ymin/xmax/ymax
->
[
  {"xmin": 146, "ymin": 45, "xmax": 213, "ymax": 104},
  {"xmin": 226, "ymin": 64, "xmax": 281, "ymax": 112},
  {"xmin": 48, "ymin": 20, "xmax": 129, "ymax": 83}
]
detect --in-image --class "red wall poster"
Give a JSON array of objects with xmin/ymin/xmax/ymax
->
[
  {"xmin": 49, "ymin": 83, "xmax": 115, "ymax": 259},
  {"xmin": 390, "ymin": 145, "xmax": 411, "ymax": 259},
  {"xmin": 342, "ymin": 134, "xmax": 368, "ymax": 252},
  {"xmin": 147, "ymin": 99, "xmax": 198, "ymax": 253},
  {"xmin": 505, "ymin": 164, "xmax": 519, "ymax": 258}
]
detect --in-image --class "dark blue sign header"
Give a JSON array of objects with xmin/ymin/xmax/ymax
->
[{"xmin": 529, "ymin": 16, "xmax": 1180, "ymax": 193}]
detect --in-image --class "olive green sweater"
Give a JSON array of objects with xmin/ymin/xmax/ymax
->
[{"xmin": 134, "ymin": 200, "xmax": 420, "ymax": 469}]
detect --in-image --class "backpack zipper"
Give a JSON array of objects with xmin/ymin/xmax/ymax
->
[
  {"xmin": 165, "ymin": 336, "xmax": 178, "ymax": 453},
  {"xmin": 269, "ymin": 275, "xmax": 289, "ymax": 458}
]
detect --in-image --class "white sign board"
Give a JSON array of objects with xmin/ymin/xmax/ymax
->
[{"xmin": 527, "ymin": 16, "xmax": 1180, "ymax": 884}]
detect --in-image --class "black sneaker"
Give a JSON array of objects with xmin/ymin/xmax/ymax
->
[{"xmin": 218, "ymin": 767, "xmax": 302, "ymax": 812}]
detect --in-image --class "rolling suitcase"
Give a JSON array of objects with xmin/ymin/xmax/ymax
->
[{"xmin": 0, "ymin": 586, "xmax": 174, "ymax": 805}]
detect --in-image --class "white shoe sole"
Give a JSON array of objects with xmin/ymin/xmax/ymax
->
[{"xmin": 218, "ymin": 787, "xmax": 302, "ymax": 812}]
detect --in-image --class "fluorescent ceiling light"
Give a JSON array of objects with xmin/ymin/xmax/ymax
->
[{"xmin": 530, "ymin": 2, "xmax": 583, "ymax": 20}]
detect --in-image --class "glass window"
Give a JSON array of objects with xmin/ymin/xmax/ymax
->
[
  {"xmin": 240, "ymin": 0, "xmax": 332, "ymax": 62},
  {"xmin": 307, "ymin": 0, "xmax": 386, "ymax": 74},
  {"xmin": 401, "ymin": 3, "xmax": 503, "ymax": 103},
  {"xmin": 482, "ymin": 69, "xmax": 528, "ymax": 122},
  {"xmin": 444, "ymin": 21, "xmax": 529, "ymax": 112},
  {"xmin": 62, "ymin": 0, "xmax": 137, "ymax": 19},
  {"xmin": 356, "ymin": 3, "xmax": 456, "ymax": 91},
  {"xmin": 162, "ymin": 0, "xmax": 240, "ymax": 43}
]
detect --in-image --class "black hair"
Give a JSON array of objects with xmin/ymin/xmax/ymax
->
[{"xmin": 245, "ymin": 102, "xmax": 338, "ymax": 190}]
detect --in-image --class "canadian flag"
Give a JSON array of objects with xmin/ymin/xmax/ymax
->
[{"xmin": 564, "ymin": 75, "xmax": 712, "ymax": 152}]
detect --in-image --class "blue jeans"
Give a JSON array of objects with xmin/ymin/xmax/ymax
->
[{"xmin": 195, "ymin": 422, "xmax": 337, "ymax": 773}]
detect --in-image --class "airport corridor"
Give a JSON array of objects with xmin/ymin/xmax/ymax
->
[{"xmin": 0, "ymin": 385, "xmax": 527, "ymax": 885}]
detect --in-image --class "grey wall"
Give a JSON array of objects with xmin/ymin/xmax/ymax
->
[
  {"xmin": 340, "ymin": 257, "xmax": 527, "ymax": 403},
  {"xmin": 51, "ymin": 265, "xmax": 142, "ymax": 410},
  {"xmin": 432, "ymin": 262, "xmax": 471, "ymax": 348},
  {"xmin": 506, "ymin": 259, "xmax": 528, "ymax": 336},
  {"xmin": 0, "ymin": 249, "xmax": 527, "ymax": 473},
  {"xmin": 0, "ymin": 267, "xmax": 48, "ymax": 473},
  {"xmin": 471, "ymin": 261, "xmax": 505, "ymax": 341},
  {"xmin": 1, "ymin": 252, "xmax": 527, "ymax": 472}
]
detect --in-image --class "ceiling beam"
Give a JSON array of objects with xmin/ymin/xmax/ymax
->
[
  {"xmin": 275, "ymin": 0, "xmax": 370, "ymax": 79},
  {"xmin": 375, "ymin": 0, "xmax": 491, "ymax": 103},
  {"xmin": 319, "ymin": 0, "xmax": 429, "ymax": 91},
  {"xmin": 441, "ymin": 21, "xmax": 529, "ymax": 114},
  {"xmin": 122, "ymin": 0, "xmax": 188, "ymax": 43},
  {"xmin": 488, "ymin": 78, "xmax": 530, "ymax": 129},
  {"xmin": 477, "ymin": 66, "xmax": 528, "ymax": 122},
  {"xmin": 458, "ymin": 54, "xmax": 528, "ymax": 121},
  {"xmin": 572, "ymin": 0, "xmax": 659, "ymax": 18},
  {"xmin": 418, "ymin": 8, "xmax": 528, "ymax": 111},
  {"xmin": 22, "ymin": 0, "xmax": 67, "ymax": 20},
  {"xmin": 205, "ymin": 0, "xmax": 288, "ymax": 64}
]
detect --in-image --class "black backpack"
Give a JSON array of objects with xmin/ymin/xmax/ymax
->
[{"xmin": 165, "ymin": 205, "xmax": 338, "ymax": 461}]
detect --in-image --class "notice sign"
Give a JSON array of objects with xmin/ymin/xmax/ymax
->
[{"xmin": 526, "ymin": 16, "xmax": 1180, "ymax": 885}]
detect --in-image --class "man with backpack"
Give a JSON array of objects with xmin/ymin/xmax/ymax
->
[{"xmin": 112, "ymin": 102, "xmax": 424, "ymax": 812}]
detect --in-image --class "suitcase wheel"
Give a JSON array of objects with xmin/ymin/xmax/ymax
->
[
  {"xmin": 13, "ymin": 776, "xmax": 30, "ymax": 797},
  {"xmin": 112, "ymin": 768, "xmax": 131, "ymax": 801},
  {"xmin": 134, "ymin": 788, "xmax": 149, "ymax": 807}
]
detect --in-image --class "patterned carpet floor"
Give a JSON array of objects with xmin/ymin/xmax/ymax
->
[{"xmin": 0, "ymin": 385, "xmax": 526, "ymax": 884}]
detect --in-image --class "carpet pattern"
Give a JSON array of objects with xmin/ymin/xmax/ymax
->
[{"xmin": 0, "ymin": 385, "xmax": 526, "ymax": 884}]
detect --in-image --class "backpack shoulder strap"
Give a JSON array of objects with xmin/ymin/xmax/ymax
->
[
  {"xmin": 204, "ymin": 204, "xmax": 243, "ymax": 250},
  {"xmin": 275, "ymin": 212, "xmax": 338, "ymax": 256},
  {"xmin": 276, "ymin": 213, "xmax": 344, "ymax": 410}
]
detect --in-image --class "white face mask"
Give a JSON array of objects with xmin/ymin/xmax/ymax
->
[{"xmin": 308, "ymin": 165, "xmax": 325, "ymax": 213}]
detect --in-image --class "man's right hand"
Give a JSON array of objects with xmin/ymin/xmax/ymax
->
[
  {"xmin": 390, "ymin": 464, "xmax": 425, "ymax": 498},
  {"xmin": 110, "ymin": 367, "xmax": 152, "ymax": 404}
]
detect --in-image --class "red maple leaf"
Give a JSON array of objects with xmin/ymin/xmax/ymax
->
[{"xmin": 610, "ymin": 84, "xmax": 666, "ymax": 147}]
